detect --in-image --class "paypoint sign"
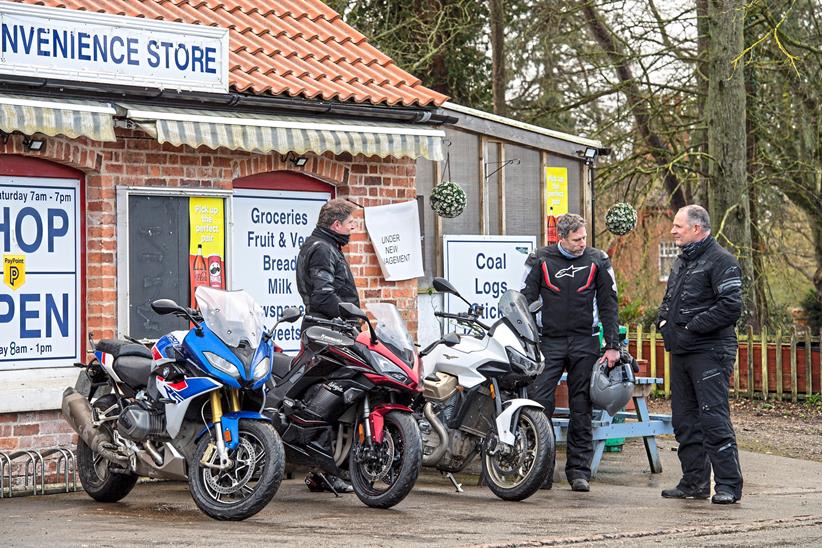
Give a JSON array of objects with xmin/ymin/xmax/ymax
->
[{"xmin": 0, "ymin": 177, "xmax": 80, "ymax": 370}]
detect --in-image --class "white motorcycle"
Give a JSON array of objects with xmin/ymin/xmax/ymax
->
[{"xmin": 415, "ymin": 278, "xmax": 555, "ymax": 501}]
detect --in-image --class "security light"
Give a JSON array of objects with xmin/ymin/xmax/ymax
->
[
  {"xmin": 282, "ymin": 151, "xmax": 308, "ymax": 167},
  {"xmin": 24, "ymin": 136, "xmax": 46, "ymax": 152}
]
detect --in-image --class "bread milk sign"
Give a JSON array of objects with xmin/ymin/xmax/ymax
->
[{"xmin": 0, "ymin": 177, "xmax": 81, "ymax": 370}]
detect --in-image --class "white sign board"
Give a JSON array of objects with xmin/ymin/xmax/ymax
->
[
  {"xmin": 0, "ymin": 177, "xmax": 81, "ymax": 370},
  {"xmin": 231, "ymin": 189, "xmax": 331, "ymax": 353},
  {"xmin": 443, "ymin": 235, "xmax": 536, "ymax": 322},
  {"xmin": 0, "ymin": 3, "xmax": 229, "ymax": 93},
  {"xmin": 364, "ymin": 200, "xmax": 424, "ymax": 281}
]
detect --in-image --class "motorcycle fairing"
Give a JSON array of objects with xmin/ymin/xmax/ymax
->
[{"xmin": 157, "ymin": 376, "xmax": 221, "ymax": 438}]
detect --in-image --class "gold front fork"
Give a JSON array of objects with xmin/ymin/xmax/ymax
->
[
  {"xmin": 210, "ymin": 390, "xmax": 224, "ymax": 422},
  {"xmin": 228, "ymin": 388, "xmax": 241, "ymax": 412}
]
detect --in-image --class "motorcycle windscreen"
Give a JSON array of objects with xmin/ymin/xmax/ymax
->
[
  {"xmin": 367, "ymin": 302, "xmax": 415, "ymax": 366},
  {"xmin": 497, "ymin": 290, "xmax": 540, "ymax": 344},
  {"xmin": 196, "ymin": 286, "xmax": 265, "ymax": 349}
]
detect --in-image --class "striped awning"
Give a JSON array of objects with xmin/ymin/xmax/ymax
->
[
  {"xmin": 0, "ymin": 94, "xmax": 116, "ymax": 142},
  {"xmin": 121, "ymin": 104, "xmax": 445, "ymax": 161}
]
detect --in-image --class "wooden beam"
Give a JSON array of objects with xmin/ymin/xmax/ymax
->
[
  {"xmin": 434, "ymin": 160, "xmax": 443, "ymax": 277},
  {"xmin": 479, "ymin": 135, "xmax": 488, "ymax": 235},
  {"xmin": 540, "ymin": 151, "xmax": 548, "ymax": 246},
  {"xmin": 497, "ymin": 142, "xmax": 506, "ymax": 235}
]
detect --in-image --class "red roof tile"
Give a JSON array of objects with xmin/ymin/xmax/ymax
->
[{"xmin": 11, "ymin": 0, "xmax": 447, "ymax": 106}]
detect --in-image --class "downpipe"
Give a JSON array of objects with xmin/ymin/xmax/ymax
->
[
  {"xmin": 61, "ymin": 387, "xmax": 129, "ymax": 467},
  {"xmin": 422, "ymin": 402, "xmax": 449, "ymax": 466}
]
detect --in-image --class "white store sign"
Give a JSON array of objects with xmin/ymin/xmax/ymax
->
[
  {"xmin": 0, "ymin": 3, "xmax": 229, "ymax": 93},
  {"xmin": 364, "ymin": 200, "xmax": 424, "ymax": 281},
  {"xmin": 0, "ymin": 177, "xmax": 81, "ymax": 370},
  {"xmin": 443, "ymin": 235, "xmax": 536, "ymax": 322},
  {"xmin": 231, "ymin": 189, "xmax": 331, "ymax": 353}
]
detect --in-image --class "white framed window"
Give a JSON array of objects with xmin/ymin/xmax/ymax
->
[{"xmin": 659, "ymin": 241, "xmax": 679, "ymax": 282}]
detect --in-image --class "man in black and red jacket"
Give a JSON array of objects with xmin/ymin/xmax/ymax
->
[{"xmin": 523, "ymin": 213, "xmax": 620, "ymax": 492}]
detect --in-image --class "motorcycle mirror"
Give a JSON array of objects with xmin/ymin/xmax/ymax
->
[
  {"xmin": 432, "ymin": 277, "xmax": 459, "ymax": 296},
  {"xmin": 528, "ymin": 300, "xmax": 542, "ymax": 313},
  {"xmin": 433, "ymin": 277, "xmax": 473, "ymax": 308},
  {"xmin": 339, "ymin": 303, "xmax": 377, "ymax": 345},
  {"xmin": 443, "ymin": 332, "xmax": 461, "ymax": 346},
  {"xmin": 151, "ymin": 298, "xmax": 183, "ymax": 316},
  {"xmin": 338, "ymin": 302, "xmax": 368, "ymax": 321},
  {"xmin": 279, "ymin": 307, "xmax": 302, "ymax": 323}
]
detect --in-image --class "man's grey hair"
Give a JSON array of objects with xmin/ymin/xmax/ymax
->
[
  {"xmin": 556, "ymin": 213, "xmax": 586, "ymax": 239},
  {"xmin": 317, "ymin": 198, "xmax": 355, "ymax": 228},
  {"xmin": 681, "ymin": 205, "xmax": 712, "ymax": 232}
]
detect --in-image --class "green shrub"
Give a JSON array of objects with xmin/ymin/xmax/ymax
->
[{"xmin": 800, "ymin": 289, "xmax": 822, "ymax": 332}]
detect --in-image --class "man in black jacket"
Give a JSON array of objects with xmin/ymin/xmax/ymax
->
[
  {"xmin": 657, "ymin": 205, "xmax": 743, "ymax": 504},
  {"xmin": 295, "ymin": 197, "xmax": 359, "ymax": 493},
  {"xmin": 523, "ymin": 213, "xmax": 620, "ymax": 492},
  {"xmin": 296, "ymin": 198, "xmax": 360, "ymax": 328}
]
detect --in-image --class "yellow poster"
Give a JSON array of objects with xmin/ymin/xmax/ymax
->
[
  {"xmin": 545, "ymin": 167, "xmax": 568, "ymax": 216},
  {"xmin": 189, "ymin": 197, "xmax": 225, "ymax": 304}
]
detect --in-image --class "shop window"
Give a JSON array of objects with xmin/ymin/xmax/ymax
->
[
  {"xmin": 658, "ymin": 241, "xmax": 678, "ymax": 281},
  {"xmin": 119, "ymin": 191, "xmax": 228, "ymax": 341}
]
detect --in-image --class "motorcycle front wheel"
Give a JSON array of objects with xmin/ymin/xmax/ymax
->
[
  {"xmin": 349, "ymin": 411, "xmax": 421, "ymax": 509},
  {"xmin": 188, "ymin": 420, "xmax": 284, "ymax": 521},
  {"xmin": 481, "ymin": 407, "xmax": 554, "ymax": 501}
]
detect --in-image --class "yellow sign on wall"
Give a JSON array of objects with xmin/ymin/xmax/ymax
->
[
  {"xmin": 3, "ymin": 254, "xmax": 26, "ymax": 290},
  {"xmin": 545, "ymin": 167, "xmax": 568, "ymax": 216},
  {"xmin": 189, "ymin": 197, "xmax": 226, "ymax": 304},
  {"xmin": 189, "ymin": 197, "xmax": 225, "ymax": 256}
]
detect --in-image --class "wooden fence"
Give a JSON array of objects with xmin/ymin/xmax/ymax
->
[{"xmin": 627, "ymin": 325, "xmax": 822, "ymax": 401}]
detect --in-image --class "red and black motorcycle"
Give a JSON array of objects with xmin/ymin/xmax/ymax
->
[{"xmin": 262, "ymin": 302, "xmax": 422, "ymax": 509}]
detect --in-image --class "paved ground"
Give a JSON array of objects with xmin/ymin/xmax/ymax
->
[{"xmin": 1, "ymin": 437, "xmax": 821, "ymax": 547}]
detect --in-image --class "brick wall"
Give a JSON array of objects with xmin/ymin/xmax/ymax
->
[{"xmin": 0, "ymin": 128, "xmax": 419, "ymax": 453}]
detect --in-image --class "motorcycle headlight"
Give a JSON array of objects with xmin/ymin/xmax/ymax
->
[
  {"xmin": 252, "ymin": 357, "xmax": 271, "ymax": 381},
  {"xmin": 506, "ymin": 346, "xmax": 539, "ymax": 375},
  {"xmin": 370, "ymin": 351, "xmax": 410, "ymax": 384},
  {"xmin": 204, "ymin": 351, "xmax": 241, "ymax": 379}
]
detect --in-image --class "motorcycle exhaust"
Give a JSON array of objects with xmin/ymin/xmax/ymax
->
[
  {"xmin": 61, "ymin": 387, "xmax": 129, "ymax": 467},
  {"xmin": 422, "ymin": 402, "xmax": 449, "ymax": 466}
]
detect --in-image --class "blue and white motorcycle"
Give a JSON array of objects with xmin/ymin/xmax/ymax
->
[{"xmin": 62, "ymin": 286, "xmax": 286, "ymax": 521}]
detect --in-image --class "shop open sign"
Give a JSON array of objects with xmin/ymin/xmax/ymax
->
[{"xmin": 0, "ymin": 178, "xmax": 80, "ymax": 369}]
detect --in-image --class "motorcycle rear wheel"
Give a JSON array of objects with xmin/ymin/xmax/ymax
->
[
  {"xmin": 188, "ymin": 420, "xmax": 284, "ymax": 521},
  {"xmin": 349, "ymin": 411, "xmax": 421, "ymax": 509},
  {"xmin": 76, "ymin": 395, "xmax": 138, "ymax": 503},
  {"xmin": 481, "ymin": 407, "xmax": 554, "ymax": 501}
]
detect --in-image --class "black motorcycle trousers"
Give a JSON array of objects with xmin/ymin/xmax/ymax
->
[
  {"xmin": 671, "ymin": 350, "xmax": 743, "ymax": 499},
  {"xmin": 531, "ymin": 335, "xmax": 599, "ymax": 482}
]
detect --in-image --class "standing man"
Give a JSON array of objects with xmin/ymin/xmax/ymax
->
[
  {"xmin": 295, "ymin": 197, "xmax": 360, "ymax": 493},
  {"xmin": 523, "ymin": 213, "xmax": 620, "ymax": 492},
  {"xmin": 657, "ymin": 205, "xmax": 743, "ymax": 504}
]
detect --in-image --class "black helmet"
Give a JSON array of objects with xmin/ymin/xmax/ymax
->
[{"xmin": 590, "ymin": 353, "xmax": 636, "ymax": 416}]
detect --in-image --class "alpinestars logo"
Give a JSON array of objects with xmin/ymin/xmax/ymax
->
[{"xmin": 555, "ymin": 265, "xmax": 589, "ymax": 278}]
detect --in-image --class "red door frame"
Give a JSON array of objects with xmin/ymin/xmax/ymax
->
[{"xmin": 0, "ymin": 154, "xmax": 87, "ymax": 364}]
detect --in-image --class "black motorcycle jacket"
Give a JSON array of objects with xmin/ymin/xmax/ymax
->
[
  {"xmin": 657, "ymin": 236, "xmax": 742, "ymax": 354},
  {"xmin": 522, "ymin": 245, "xmax": 620, "ymax": 349},
  {"xmin": 296, "ymin": 227, "xmax": 360, "ymax": 320}
]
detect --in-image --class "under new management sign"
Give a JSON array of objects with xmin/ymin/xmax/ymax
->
[{"xmin": 0, "ymin": 3, "xmax": 229, "ymax": 93}]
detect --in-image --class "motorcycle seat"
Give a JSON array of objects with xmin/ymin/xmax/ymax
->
[
  {"xmin": 113, "ymin": 356, "xmax": 154, "ymax": 389},
  {"xmin": 96, "ymin": 339, "xmax": 153, "ymax": 360}
]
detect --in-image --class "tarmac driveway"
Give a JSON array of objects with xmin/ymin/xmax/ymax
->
[{"xmin": 1, "ymin": 438, "xmax": 821, "ymax": 547}]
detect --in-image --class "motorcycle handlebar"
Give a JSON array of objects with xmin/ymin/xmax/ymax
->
[
  {"xmin": 303, "ymin": 315, "xmax": 361, "ymax": 335},
  {"xmin": 433, "ymin": 311, "xmax": 490, "ymax": 331}
]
